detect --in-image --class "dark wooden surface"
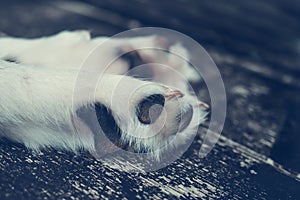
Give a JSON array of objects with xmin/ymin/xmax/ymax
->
[{"xmin": 0, "ymin": 0, "xmax": 299, "ymax": 199}]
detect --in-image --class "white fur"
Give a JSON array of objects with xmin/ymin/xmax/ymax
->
[{"xmin": 0, "ymin": 31, "xmax": 207, "ymax": 159}]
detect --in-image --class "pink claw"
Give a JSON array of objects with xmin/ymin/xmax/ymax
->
[
  {"xmin": 197, "ymin": 101, "xmax": 209, "ymax": 110},
  {"xmin": 164, "ymin": 89, "xmax": 184, "ymax": 99}
]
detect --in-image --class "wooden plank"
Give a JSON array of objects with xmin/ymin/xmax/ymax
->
[{"xmin": 0, "ymin": 0, "xmax": 299, "ymax": 199}]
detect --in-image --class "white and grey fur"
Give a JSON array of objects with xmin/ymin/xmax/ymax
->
[{"xmin": 0, "ymin": 31, "xmax": 207, "ymax": 159}]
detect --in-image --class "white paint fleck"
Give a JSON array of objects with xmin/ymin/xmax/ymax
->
[
  {"xmin": 265, "ymin": 158, "xmax": 274, "ymax": 166},
  {"xmin": 232, "ymin": 86, "xmax": 250, "ymax": 97},
  {"xmin": 25, "ymin": 157, "xmax": 33, "ymax": 163},
  {"xmin": 70, "ymin": 180, "xmax": 100, "ymax": 199}
]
